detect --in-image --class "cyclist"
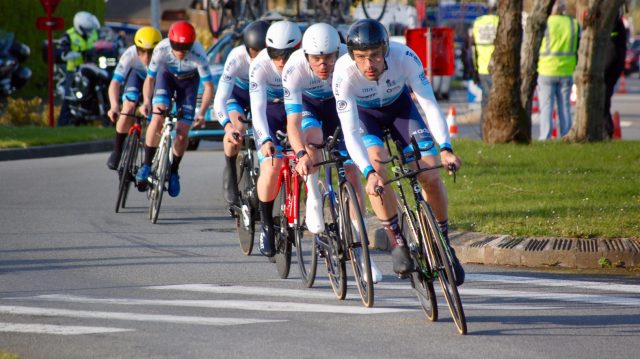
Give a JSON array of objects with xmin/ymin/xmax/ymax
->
[
  {"xmin": 136, "ymin": 21, "xmax": 214, "ymax": 197},
  {"xmin": 282, "ymin": 23, "xmax": 382, "ymax": 283},
  {"xmin": 213, "ymin": 20, "xmax": 270, "ymax": 206},
  {"xmin": 333, "ymin": 19, "xmax": 465, "ymax": 285},
  {"xmin": 106, "ymin": 26, "xmax": 162, "ymax": 170},
  {"xmin": 249, "ymin": 20, "xmax": 302, "ymax": 257}
]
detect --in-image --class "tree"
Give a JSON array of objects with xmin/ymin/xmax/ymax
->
[
  {"xmin": 566, "ymin": 0, "xmax": 625, "ymax": 142},
  {"xmin": 483, "ymin": 0, "xmax": 529, "ymax": 143},
  {"xmin": 520, "ymin": 0, "xmax": 556, "ymax": 119}
]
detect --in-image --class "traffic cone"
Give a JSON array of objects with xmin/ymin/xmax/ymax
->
[
  {"xmin": 617, "ymin": 74, "xmax": 627, "ymax": 94},
  {"xmin": 613, "ymin": 111, "xmax": 622, "ymax": 139},
  {"xmin": 532, "ymin": 89, "xmax": 540, "ymax": 113},
  {"xmin": 570, "ymin": 84, "xmax": 577, "ymax": 105},
  {"xmin": 446, "ymin": 106, "xmax": 458, "ymax": 137},
  {"xmin": 551, "ymin": 110, "xmax": 557, "ymax": 139}
]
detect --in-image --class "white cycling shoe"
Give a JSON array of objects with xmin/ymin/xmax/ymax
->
[{"xmin": 305, "ymin": 194, "xmax": 325, "ymax": 234}]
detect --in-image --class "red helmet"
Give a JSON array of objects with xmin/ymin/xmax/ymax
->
[{"xmin": 168, "ymin": 21, "xmax": 196, "ymax": 51}]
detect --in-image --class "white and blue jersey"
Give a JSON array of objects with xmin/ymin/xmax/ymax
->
[
  {"xmin": 249, "ymin": 48, "xmax": 286, "ymax": 146},
  {"xmin": 147, "ymin": 38, "xmax": 212, "ymax": 82},
  {"xmin": 213, "ymin": 45, "xmax": 252, "ymax": 127},
  {"xmin": 112, "ymin": 45, "xmax": 147, "ymax": 103},
  {"xmin": 333, "ymin": 42, "xmax": 451, "ymax": 177}
]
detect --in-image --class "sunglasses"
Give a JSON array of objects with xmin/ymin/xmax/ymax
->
[
  {"xmin": 170, "ymin": 41, "xmax": 193, "ymax": 52},
  {"xmin": 267, "ymin": 47, "xmax": 296, "ymax": 61}
]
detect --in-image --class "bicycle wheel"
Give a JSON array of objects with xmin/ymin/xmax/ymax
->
[
  {"xmin": 235, "ymin": 149, "xmax": 255, "ymax": 256},
  {"xmin": 342, "ymin": 182, "xmax": 374, "ymax": 307},
  {"xmin": 400, "ymin": 208, "xmax": 437, "ymax": 322},
  {"xmin": 418, "ymin": 201, "xmax": 467, "ymax": 335},
  {"xmin": 333, "ymin": 0, "xmax": 352, "ymax": 22},
  {"xmin": 246, "ymin": 0, "xmax": 267, "ymax": 20},
  {"xmin": 361, "ymin": 0, "xmax": 387, "ymax": 21},
  {"xmin": 150, "ymin": 139, "xmax": 169, "ymax": 224},
  {"xmin": 274, "ymin": 181, "xmax": 292, "ymax": 279},
  {"xmin": 295, "ymin": 175, "xmax": 318, "ymax": 288},
  {"xmin": 320, "ymin": 175, "xmax": 346, "ymax": 300},
  {"xmin": 205, "ymin": 0, "xmax": 226, "ymax": 37},
  {"xmin": 115, "ymin": 134, "xmax": 134, "ymax": 213}
]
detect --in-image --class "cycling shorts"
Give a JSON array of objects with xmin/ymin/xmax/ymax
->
[
  {"xmin": 152, "ymin": 65, "xmax": 199, "ymax": 124},
  {"xmin": 121, "ymin": 69, "xmax": 145, "ymax": 104},
  {"xmin": 255, "ymin": 102, "xmax": 287, "ymax": 164},
  {"xmin": 301, "ymin": 95, "xmax": 350, "ymax": 161},
  {"xmin": 226, "ymin": 85, "xmax": 250, "ymax": 117}
]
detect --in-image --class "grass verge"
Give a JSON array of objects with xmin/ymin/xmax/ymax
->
[{"xmin": 0, "ymin": 126, "xmax": 113, "ymax": 148}]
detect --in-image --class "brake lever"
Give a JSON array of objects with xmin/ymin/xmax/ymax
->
[{"xmin": 448, "ymin": 163, "xmax": 457, "ymax": 183}]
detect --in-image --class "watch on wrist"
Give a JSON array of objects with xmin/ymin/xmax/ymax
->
[{"xmin": 441, "ymin": 147, "xmax": 454, "ymax": 154}]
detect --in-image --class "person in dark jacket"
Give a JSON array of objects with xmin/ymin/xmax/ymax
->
[{"xmin": 603, "ymin": 12, "xmax": 627, "ymax": 138}]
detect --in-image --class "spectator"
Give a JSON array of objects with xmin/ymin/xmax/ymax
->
[
  {"xmin": 603, "ymin": 10, "xmax": 627, "ymax": 138},
  {"xmin": 536, "ymin": 1, "xmax": 579, "ymax": 140},
  {"xmin": 471, "ymin": 1, "xmax": 499, "ymax": 133}
]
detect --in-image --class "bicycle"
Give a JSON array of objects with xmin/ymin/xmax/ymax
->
[
  {"xmin": 377, "ymin": 131, "xmax": 466, "ymax": 334},
  {"xmin": 146, "ymin": 107, "xmax": 182, "ymax": 224},
  {"xmin": 312, "ymin": 0, "xmax": 388, "ymax": 23},
  {"xmin": 203, "ymin": 0, "xmax": 267, "ymax": 38},
  {"xmin": 114, "ymin": 112, "xmax": 145, "ymax": 213},
  {"xmin": 229, "ymin": 116, "xmax": 260, "ymax": 256},
  {"xmin": 300, "ymin": 127, "xmax": 374, "ymax": 307}
]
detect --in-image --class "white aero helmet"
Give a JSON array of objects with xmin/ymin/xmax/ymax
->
[
  {"xmin": 74, "ymin": 11, "xmax": 100, "ymax": 36},
  {"xmin": 266, "ymin": 20, "xmax": 302, "ymax": 50},
  {"xmin": 302, "ymin": 23, "xmax": 340, "ymax": 55}
]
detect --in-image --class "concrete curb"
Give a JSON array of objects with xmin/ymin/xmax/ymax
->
[{"xmin": 0, "ymin": 140, "xmax": 112, "ymax": 162}]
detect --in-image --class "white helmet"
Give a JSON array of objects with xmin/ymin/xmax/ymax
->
[
  {"xmin": 73, "ymin": 11, "xmax": 100, "ymax": 36},
  {"xmin": 266, "ymin": 21, "xmax": 302, "ymax": 50},
  {"xmin": 302, "ymin": 23, "xmax": 340, "ymax": 56}
]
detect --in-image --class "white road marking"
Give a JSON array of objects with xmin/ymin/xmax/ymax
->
[
  {"xmin": 0, "ymin": 305, "xmax": 286, "ymax": 326},
  {"xmin": 458, "ymin": 288, "xmax": 640, "ymax": 307},
  {"xmin": 0, "ymin": 322, "xmax": 132, "ymax": 335},
  {"xmin": 147, "ymin": 283, "xmax": 337, "ymax": 300},
  {"xmin": 466, "ymin": 274, "xmax": 640, "ymax": 294},
  {"xmin": 15, "ymin": 295, "xmax": 413, "ymax": 314}
]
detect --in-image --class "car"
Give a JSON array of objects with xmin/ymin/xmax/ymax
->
[{"xmin": 624, "ymin": 38, "xmax": 640, "ymax": 75}]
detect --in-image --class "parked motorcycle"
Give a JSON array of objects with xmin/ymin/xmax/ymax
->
[{"xmin": 0, "ymin": 30, "xmax": 32, "ymax": 100}]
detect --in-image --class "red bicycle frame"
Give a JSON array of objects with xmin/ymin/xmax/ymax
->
[{"xmin": 275, "ymin": 150, "xmax": 303, "ymax": 228}]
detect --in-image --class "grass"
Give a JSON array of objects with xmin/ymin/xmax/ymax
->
[
  {"xmin": 445, "ymin": 140, "xmax": 640, "ymax": 239},
  {"xmin": 0, "ymin": 126, "xmax": 113, "ymax": 148}
]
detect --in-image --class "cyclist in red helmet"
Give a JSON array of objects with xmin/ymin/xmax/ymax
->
[{"xmin": 136, "ymin": 21, "xmax": 214, "ymax": 198}]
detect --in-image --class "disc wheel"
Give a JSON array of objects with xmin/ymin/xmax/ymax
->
[
  {"xmin": 115, "ymin": 135, "xmax": 135, "ymax": 213},
  {"xmin": 149, "ymin": 144, "xmax": 169, "ymax": 224},
  {"xmin": 235, "ymin": 150, "xmax": 255, "ymax": 255}
]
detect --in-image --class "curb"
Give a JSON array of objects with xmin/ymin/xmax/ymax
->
[{"xmin": 0, "ymin": 140, "xmax": 112, "ymax": 162}]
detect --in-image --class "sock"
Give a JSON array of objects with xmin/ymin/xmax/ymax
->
[
  {"xmin": 380, "ymin": 215, "xmax": 404, "ymax": 249},
  {"xmin": 438, "ymin": 219, "xmax": 449, "ymax": 242},
  {"xmin": 259, "ymin": 200, "xmax": 274, "ymax": 228},
  {"xmin": 171, "ymin": 154, "xmax": 182, "ymax": 173},
  {"xmin": 304, "ymin": 172, "xmax": 321, "ymax": 201},
  {"xmin": 225, "ymin": 154, "xmax": 238, "ymax": 182},
  {"xmin": 143, "ymin": 146, "xmax": 157, "ymax": 165},
  {"xmin": 114, "ymin": 132, "xmax": 127, "ymax": 155}
]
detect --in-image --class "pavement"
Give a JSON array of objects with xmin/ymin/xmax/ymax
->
[{"xmin": 2, "ymin": 82, "xmax": 639, "ymax": 270}]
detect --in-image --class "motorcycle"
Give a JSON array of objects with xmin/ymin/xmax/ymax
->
[{"xmin": 0, "ymin": 30, "xmax": 32, "ymax": 100}]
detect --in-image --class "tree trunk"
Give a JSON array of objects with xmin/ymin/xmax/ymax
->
[
  {"xmin": 483, "ymin": 0, "xmax": 529, "ymax": 143},
  {"xmin": 520, "ymin": 0, "xmax": 555, "ymax": 118},
  {"xmin": 566, "ymin": 0, "xmax": 625, "ymax": 142}
]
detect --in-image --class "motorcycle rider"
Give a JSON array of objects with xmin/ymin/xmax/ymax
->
[
  {"xmin": 106, "ymin": 26, "xmax": 162, "ymax": 170},
  {"xmin": 57, "ymin": 11, "xmax": 101, "ymax": 127}
]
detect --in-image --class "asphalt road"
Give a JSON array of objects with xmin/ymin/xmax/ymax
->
[{"xmin": 1, "ymin": 151, "xmax": 639, "ymax": 358}]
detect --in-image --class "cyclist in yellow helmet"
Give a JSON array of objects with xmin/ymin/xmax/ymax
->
[{"xmin": 107, "ymin": 26, "xmax": 162, "ymax": 170}]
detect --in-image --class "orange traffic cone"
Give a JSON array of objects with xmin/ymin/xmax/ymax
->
[
  {"xmin": 613, "ymin": 111, "xmax": 622, "ymax": 139},
  {"xmin": 446, "ymin": 106, "xmax": 458, "ymax": 137},
  {"xmin": 551, "ymin": 110, "xmax": 557, "ymax": 139},
  {"xmin": 617, "ymin": 74, "xmax": 627, "ymax": 94},
  {"xmin": 532, "ymin": 89, "xmax": 540, "ymax": 113},
  {"xmin": 570, "ymin": 84, "xmax": 577, "ymax": 105}
]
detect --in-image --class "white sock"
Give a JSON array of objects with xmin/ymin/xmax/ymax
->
[{"xmin": 305, "ymin": 172, "xmax": 324, "ymax": 234}]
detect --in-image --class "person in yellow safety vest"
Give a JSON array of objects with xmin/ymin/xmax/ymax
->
[
  {"xmin": 57, "ymin": 11, "xmax": 101, "ymax": 126},
  {"xmin": 536, "ymin": 1, "xmax": 579, "ymax": 140},
  {"xmin": 471, "ymin": 1, "xmax": 499, "ymax": 136}
]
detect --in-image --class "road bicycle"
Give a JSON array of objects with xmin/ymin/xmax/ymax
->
[
  {"xmin": 203, "ymin": 0, "xmax": 268, "ymax": 37},
  {"xmin": 313, "ymin": 0, "xmax": 388, "ymax": 23},
  {"xmin": 377, "ymin": 131, "xmax": 466, "ymax": 334},
  {"xmin": 229, "ymin": 116, "xmax": 260, "ymax": 256},
  {"xmin": 147, "ymin": 107, "xmax": 182, "ymax": 224},
  {"xmin": 300, "ymin": 127, "xmax": 374, "ymax": 307},
  {"xmin": 114, "ymin": 112, "xmax": 145, "ymax": 213}
]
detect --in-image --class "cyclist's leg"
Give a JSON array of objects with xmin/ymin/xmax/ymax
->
[
  {"xmin": 109, "ymin": 72, "xmax": 144, "ymax": 170},
  {"xmin": 299, "ymin": 105, "xmax": 325, "ymax": 234},
  {"xmin": 222, "ymin": 88, "xmax": 249, "ymax": 204}
]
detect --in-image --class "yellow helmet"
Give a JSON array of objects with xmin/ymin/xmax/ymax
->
[{"xmin": 134, "ymin": 26, "xmax": 162, "ymax": 50}]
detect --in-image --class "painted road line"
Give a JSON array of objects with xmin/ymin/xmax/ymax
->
[
  {"xmin": 147, "ymin": 284, "xmax": 337, "ymax": 300},
  {"xmin": 15, "ymin": 295, "xmax": 413, "ymax": 314},
  {"xmin": 0, "ymin": 306, "xmax": 286, "ymax": 326},
  {"xmin": 0, "ymin": 322, "xmax": 132, "ymax": 335},
  {"xmin": 466, "ymin": 274, "xmax": 640, "ymax": 294}
]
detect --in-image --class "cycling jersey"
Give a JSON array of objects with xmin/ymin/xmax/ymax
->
[
  {"xmin": 333, "ymin": 42, "xmax": 451, "ymax": 176},
  {"xmin": 147, "ymin": 38, "xmax": 212, "ymax": 82},
  {"xmin": 213, "ymin": 45, "xmax": 252, "ymax": 127},
  {"xmin": 282, "ymin": 44, "xmax": 347, "ymax": 115},
  {"xmin": 112, "ymin": 45, "xmax": 146, "ymax": 84},
  {"xmin": 249, "ymin": 48, "xmax": 286, "ymax": 146}
]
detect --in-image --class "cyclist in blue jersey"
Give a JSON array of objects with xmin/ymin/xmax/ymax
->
[
  {"xmin": 136, "ymin": 21, "xmax": 214, "ymax": 198},
  {"xmin": 333, "ymin": 20, "xmax": 464, "ymax": 285}
]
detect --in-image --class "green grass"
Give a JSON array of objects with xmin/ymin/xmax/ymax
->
[
  {"xmin": 445, "ymin": 140, "xmax": 640, "ymax": 239},
  {"xmin": 0, "ymin": 126, "xmax": 113, "ymax": 148}
]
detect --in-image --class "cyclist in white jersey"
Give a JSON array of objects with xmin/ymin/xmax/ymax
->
[
  {"xmin": 283, "ymin": 23, "xmax": 382, "ymax": 283},
  {"xmin": 249, "ymin": 20, "xmax": 302, "ymax": 257},
  {"xmin": 333, "ymin": 19, "xmax": 464, "ymax": 285},
  {"xmin": 213, "ymin": 20, "xmax": 269, "ymax": 206},
  {"xmin": 106, "ymin": 26, "xmax": 161, "ymax": 170},
  {"xmin": 137, "ymin": 21, "xmax": 214, "ymax": 198}
]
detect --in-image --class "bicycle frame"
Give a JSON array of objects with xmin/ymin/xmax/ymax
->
[{"xmin": 275, "ymin": 151, "xmax": 302, "ymax": 228}]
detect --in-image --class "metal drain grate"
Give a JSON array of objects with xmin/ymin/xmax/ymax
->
[
  {"xmin": 470, "ymin": 236, "xmax": 498, "ymax": 248},
  {"xmin": 603, "ymin": 239, "xmax": 625, "ymax": 251},
  {"xmin": 629, "ymin": 239, "xmax": 640, "ymax": 253},
  {"xmin": 553, "ymin": 238, "xmax": 573, "ymax": 251},
  {"xmin": 525, "ymin": 239, "xmax": 549, "ymax": 251},
  {"xmin": 498, "ymin": 237, "xmax": 524, "ymax": 249},
  {"xmin": 577, "ymin": 239, "xmax": 598, "ymax": 252}
]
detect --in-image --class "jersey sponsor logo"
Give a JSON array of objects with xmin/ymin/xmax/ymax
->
[
  {"xmin": 362, "ymin": 87, "xmax": 375, "ymax": 93},
  {"xmin": 222, "ymin": 74, "xmax": 232, "ymax": 82},
  {"xmin": 283, "ymin": 87, "xmax": 291, "ymax": 98},
  {"xmin": 250, "ymin": 82, "xmax": 259, "ymax": 91},
  {"xmin": 419, "ymin": 73, "xmax": 430, "ymax": 86},
  {"xmin": 217, "ymin": 111, "xmax": 224, "ymax": 119},
  {"xmin": 385, "ymin": 79, "xmax": 397, "ymax": 87},
  {"xmin": 336, "ymin": 100, "xmax": 348, "ymax": 111},
  {"xmin": 357, "ymin": 93, "xmax": 376, "ymax": 99},
  {"xmin": 386, "ymin": 86, "xmax": 401, "ymax": 93},
  {"xmin": 406, "ymin": 50, "xmax": 421, "ymax": 65}
]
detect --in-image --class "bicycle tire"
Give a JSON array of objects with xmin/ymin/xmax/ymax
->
[
  {"xmin": 235, "ymin": 149, "xmax": 255, "ymax": 256},
  {"xmin": 419, "ymin": 201, "xmax": 467, "ymax": 334},
  {"xmin": 115, "ymin": 134, "xmax": 134, "ymax": 213},
  {"xmin": 342, "ymin": 182, "xmax": 374, "ymax": 307},
  {"xmin": 150, "ymin": 139, "xmax": 169, "ymax": 224},
  {"xmin": 320, "ymin": 176, "xmax": 346, "ymax": 300},
  {"xmin": 400, "ymin": 208, "xmax": 437, "ymax": 322},
  {"xmin": 274, "ymin": 180, "xmax": 292, "ymax": 279},
  {"xmin": 246, "ymin": 0, "xmax": 267, "ymax": 20},
  {"xmin": 205, "ymin": 0, "xmax": 226, "ymax": 37},
  {"xmin": 361, "ymin": 0, "xmax": 387, "ymax": 22},
  {"xmin": 333, "ymin": 0, "xmax": 352, "ymax": 22},
  {"xmin": 295, "ymin": 179, "xmax": 318, "ymax": 288}
]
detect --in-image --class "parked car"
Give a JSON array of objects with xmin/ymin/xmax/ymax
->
[{"xmin": 624, "ymin": 38, "xmax": 640, "ymax": 75}]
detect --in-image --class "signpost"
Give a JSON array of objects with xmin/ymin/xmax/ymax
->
[{"xmin": 36, "ymin": 0, "xmax": 63, "ymax": 128}]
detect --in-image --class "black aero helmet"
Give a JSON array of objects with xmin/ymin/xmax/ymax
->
[
  {"xmin": 243, "ymin": 20, "xmax": 270, "ymax": 53},
  {"xmin": 346, "ymin": 19, "xmax": 389, "ymax": 59}
]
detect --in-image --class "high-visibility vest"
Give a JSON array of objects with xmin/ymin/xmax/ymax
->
[
  {"xmin": 66, "ymin": 27, "xmax": 98, "ymax": 71},
  {"xmin": 538, "ymin": 15, "xmax": 579, "ymax": 77},
  {"xmin": 472, "ymin": 14, "xmax": 499, "ymax": 75}
]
